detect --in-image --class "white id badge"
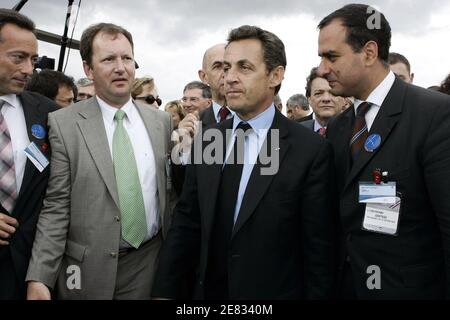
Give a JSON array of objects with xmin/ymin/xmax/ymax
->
[
  {"xmin": 24, "ymin": 142, "xmax": 49, "ymax": 172},
  {"xmin": 359, "ymin": 182, "xmax": 396, "ymax": 204},
  {"xmin": 362, "ymin": 196, "xmax": 401, "ymax": 236}
]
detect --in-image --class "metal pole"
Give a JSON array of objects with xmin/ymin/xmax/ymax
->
[
  {"xmin": 57, "ymin": 0, "xmax": 74, "ymax": 72},
  {"xmin": 12, "ymin": 0, "xmax": 29, "ymax": 11}
]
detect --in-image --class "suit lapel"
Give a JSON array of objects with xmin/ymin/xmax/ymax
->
[
  {"xmin": 204, "ymin": 121, "xmax": 232, "ymax": 239},
  {"xmin": 77, "ymin": 100, "xmax": 120, "ymax": 208},
  {"xmin": 343, "ymin": 79, "xmax": 405, "ymax": 191},
  {"xmin": 16, "ymin": 92, "xmax": 50, "ymax": 200},
  {"xmin": 232, "ymin": 112, "xmax": 290, "ymax": 239},
  {"xmin": 135, "ymin": 104, "xmax": 167, "ymax": 229},
  {"xmin": 333, "ymin": 107, "xmax": 354, "ymax": 191}
]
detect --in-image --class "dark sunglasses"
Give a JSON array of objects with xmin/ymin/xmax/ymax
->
[{"xmin": 135, "ymin": 95, "xmax": 162, "ymax": 106}]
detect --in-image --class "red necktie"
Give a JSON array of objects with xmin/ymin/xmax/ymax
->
[
  {"xmin": 350, "ymin": 102, "xmax": 371, "ymax": 162},
  {"xmin": 218, "ymin": 106, "xmax": 230, "ymax": 122},
  {"xmin": 318, "ymin": 127, "xmax": 326, "ymax": 136}
]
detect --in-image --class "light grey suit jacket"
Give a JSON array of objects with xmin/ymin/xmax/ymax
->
[{"xmin": 25, "ymin": 97, "xmax": 173, "ymax": 299}]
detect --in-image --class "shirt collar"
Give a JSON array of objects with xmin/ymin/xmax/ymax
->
[
  {"xmin": 0, "ymin": 94, "xmax": 20, "ymax": 109},
  {"xmin": 96, "ymin": 96, "xmax": 135, "ymax": 125},
  {"xmin": 232, "ymin": 104, "xmax": 275, "ymax": 139},
  {"xmin": 313, "ymin": 120, "xmax": 325, "ymax": 132},
  {"xmin": 354, "ymin": 70, "xmax": 395, "ymax": 112}
]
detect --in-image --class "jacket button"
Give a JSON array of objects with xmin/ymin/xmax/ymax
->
[
  {"xmin": 110, "ymin": 252, "xmax": 117, "ymax": 258},
  {"xmin": 114, "ymin": 216, "xmax": 120, "ymax": 221}
]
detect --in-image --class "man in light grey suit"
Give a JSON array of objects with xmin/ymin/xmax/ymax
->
[{"xmin": 25, "ymin": 23, "xmax": 172, "ymax": 299}]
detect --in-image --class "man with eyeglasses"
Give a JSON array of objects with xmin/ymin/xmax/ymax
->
[
  {"xmin": 180, "ymin": 81, "xmax": 212, "ymax": 115},
  {"xmin": 75, "ymin": 77, "xmax": 95, "ymax": 102},
  {"xmin": 0, "ymin": 9, "xmax": 58, "ymax": 299}
]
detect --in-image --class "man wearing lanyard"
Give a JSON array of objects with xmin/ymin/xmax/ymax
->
[
  {"xmin": 0, "ymin": 9, "xmax": 58, "ymax": 299},
  {"xmin": 320, "ymin": 4, "xmax": 450, "ymax": 299}
]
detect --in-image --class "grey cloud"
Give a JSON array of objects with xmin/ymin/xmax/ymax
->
[{"xmin": 4, "ymin": 0, "xmax": 446, "ymax": 45}]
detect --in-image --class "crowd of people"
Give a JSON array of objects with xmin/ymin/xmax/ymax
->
[{"xmin": 1, "ymin": 3, "xmax": 450, "ymax": 301}]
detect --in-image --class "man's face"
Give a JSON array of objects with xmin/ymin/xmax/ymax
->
[
  {"xmin": 224, "ymin": 39, "xmax": 283, "ymax": 119},
  {"xmin": 390, "ymin": 62, "xmax": 413, "ymax": 83},
  {"xmin": 286, "ymin": 103, "xmax": 304, "ymax": 120},
  {"xmin": 317, "ymin": 19, "xmax": 367, "ymax": 99},
  {"xmin": 55, "ymin": 84, "xmax": 74, "ymax": 108},
  {"xmin": 76, "ymin": 84, "xmax": 95, "ymax": 101},
  {"xmin": 83, "ymin": 32, "xmax": 135, "ymax": 108},
  {"xmin": 200, "ymin": 44, "xmax": 226, "ymax": 98},
  {"xmin": 181, "ymin": 88, "xmax": 211, "ymax": 114},
  {"xmin": 308, "ymin": 77, "xmax": 339, "ymax": 121},
  {"xmin": 0, "ymin": 24, "xmax": 38, "ymax": 95}
]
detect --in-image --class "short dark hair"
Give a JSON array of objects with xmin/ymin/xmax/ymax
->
[
  {"xmin": 287, "ymin": 94, "xmax": 309, "ymax": 111},
  {"xmin": 388, "ymin": 52, "xmax": 411, "ymax": 73},
  {"xmin": 227, "ymin": 25, "xmax": 286, "ymax": 94},
  {"xmin": 183, "ymin": 81, "xmax": 212, "ymax": 99},
  {"xmin": 439, "ymin": 73, "xmax": 450, "ymax": 95},
  {"xmin": 305, "ymin": 67, "xmax": 321, "ymax": 98},
  {"xmin": 80, "ymin": 23, "xmax": 134, "ymax": 67},
  {"xmin": 318, "ymin": 4, "xmax": 391, "ymax": 63},
  {"xmin": 0, "ymin": 8, "xmax": 35, "ymax": 42},
  {"xmin": 26, "ymin": 70, "xmax": 77, "ymax": 100}
]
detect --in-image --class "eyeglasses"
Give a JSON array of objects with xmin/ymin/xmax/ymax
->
[
  {"xmin": 181, "ymin": 96, "xmax": 204, "ymax": 103},
  {"xmin": 135, "ymin": 95, "xmax": 162, "ymax": 106}
]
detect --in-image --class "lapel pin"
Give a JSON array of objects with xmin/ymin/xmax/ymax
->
[
  {"xmin": 364, "ymin": 134, "xmax": 381, "ymax": 152},
  {"xmin": 372, "ymin": 168, "xmax": 382, "ymax": 184},
  {"xmin": 40, "ymin": 143, "xmax": 48, "ymax": 152},
  {"xmin": 31, "ymin": 124, "xmax": 46, "ymax": 139}
]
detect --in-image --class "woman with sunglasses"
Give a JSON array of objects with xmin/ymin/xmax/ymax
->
[{"xmin": 131, "ymin": 76, "xmax": 162, "ymax": 109}]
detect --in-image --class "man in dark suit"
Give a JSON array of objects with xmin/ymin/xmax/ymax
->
[
  {"xmin": 318, "ymin": 4, "xmax": 450, "ymax": 299},
  {"xmin": 152, "ymin": 25, "xmax": 336, "ymax": 300},
  {"xmin": 0, "ymin": 9, "xmax": 58, "ymax": 299}
]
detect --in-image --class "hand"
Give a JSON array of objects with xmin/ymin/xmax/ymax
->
[
  {"xmin": 0, "ymin": 212, "xmax": 18, "ymax": 246},
  {"xmin": 27, "ymin": 281, "xmax": 51, "ymax": 300},
  {"xmin": 178, "ymin": 112, "xmax": 200, "ymax": 138}
]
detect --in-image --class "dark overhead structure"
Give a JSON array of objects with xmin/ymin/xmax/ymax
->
[{"xmin": 12, "ymin": 0, "xmax": 80, "ymax": 71}]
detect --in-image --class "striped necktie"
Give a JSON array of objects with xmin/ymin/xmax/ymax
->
[
  {"xmin": 0, "ymin": 100, "xmax": 17, "ymax": 213},
  {"xmin": 350, "ymin": 102, "xmax": 371, "ymax": 162}
]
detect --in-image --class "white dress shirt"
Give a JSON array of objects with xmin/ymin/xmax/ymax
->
[
  {"xmin": 97, "ymin": 96, "xmax": 160, "ymax": 247},
  {"xmin": 353, "ymin": 71, "xmax": 395, "ymax": 131},
  {"xmin": 0, "ymin": 94, "xmax": 30, "ymax": 194}
]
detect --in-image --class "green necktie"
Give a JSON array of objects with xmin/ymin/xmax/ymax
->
[{"xmin": 113, "ymin": 109, "xmax": 147, "ymax": 248}]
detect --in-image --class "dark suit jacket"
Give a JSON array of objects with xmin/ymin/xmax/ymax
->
[
  {"xmin": 327, "ymin": 77, "xmax": 450, "ymax": 299},
  {"xmin": 0, "ymin": 91, "xmax": 58, "ymax": 299},
  {"xmin": 152, "ymin": 110, "xmax": 337, "ymax": 300},
  {"xmin": 296, "ymin": 113, "xmax": 313, "ymax": 123},
  {"xmin": 300, "ymin": 119, "xmax": 315, "ymax": 131}
]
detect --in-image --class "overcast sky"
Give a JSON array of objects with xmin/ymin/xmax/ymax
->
[{"xmin": 4, "ymin": 0, "xmax": 450, "ymax": 108}]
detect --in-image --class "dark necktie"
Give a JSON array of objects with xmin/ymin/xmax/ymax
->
[
  {"xmin": 218, "ymin": 106, "xmax": 230, "ymax": 122},
  {"xmin": 0, "ymin": 100, "xmax": 17, "ymax": 213},
  {"xmin": 350, "ymin": 102, "xmax": 371, "ymax": 162},
  {"xmin": 206, "ymin": 121, "xmax": 252, "ymax": 299}
]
